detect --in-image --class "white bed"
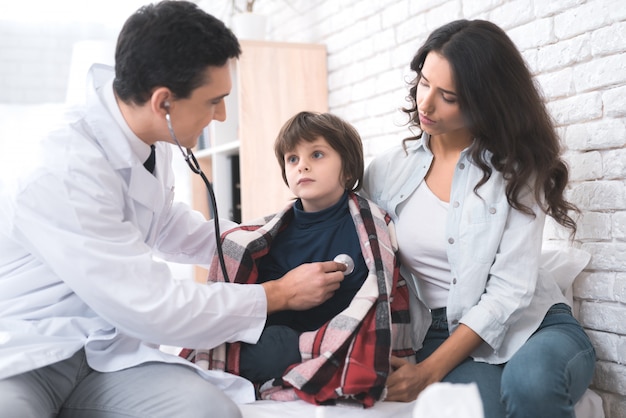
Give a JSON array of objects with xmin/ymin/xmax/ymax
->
[
  {"xmin": 238, "ymin": 385, "xmax": 604, "ymax": 418},
  {"xmin": 240, "ymin": 399, "xmax": 418, "ymax": 418},
  {"xmin": 239, "ymin": 382, "xmax": 481, "ymax": 418}
]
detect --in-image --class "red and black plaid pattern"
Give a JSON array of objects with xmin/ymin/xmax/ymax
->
[{"xmin": 181, "ymin": 193, "xmax": 413, "ymax": 407}]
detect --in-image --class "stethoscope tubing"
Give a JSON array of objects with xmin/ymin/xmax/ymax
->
[{"xmin": 165, "ymin": 113, "xmax": 230, "ymax": 283}]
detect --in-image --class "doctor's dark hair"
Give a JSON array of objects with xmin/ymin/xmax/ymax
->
[
  {"xmin": 403, "ymin": 19, "xmax": 578, "ymax": 234},
  {"xmin": 113, "ymin": 0, "xmax": 241, "ymax": 105},
  {"xmin": 275, "ymin": 111, "xmax": 364, "ymax": 192}
]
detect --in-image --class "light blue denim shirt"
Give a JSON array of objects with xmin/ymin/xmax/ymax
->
[{"xmin": 362, "ymin": 135, "xmax": 567, "ymax": 363}]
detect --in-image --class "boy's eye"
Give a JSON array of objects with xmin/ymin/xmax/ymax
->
[
  {"xmin": 286, "ymin": 155, "xmax": 298, "ymax": 164},
  {"xmin": 312, "ymin": 151, "xmax": 324, "ymax": 159}
]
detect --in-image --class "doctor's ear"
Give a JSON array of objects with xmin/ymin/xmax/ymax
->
[{"xmin": 151, "ymin": 87, "xmax": 173, "ymax": 115}]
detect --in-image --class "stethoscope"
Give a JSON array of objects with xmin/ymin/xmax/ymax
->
[
  {"xmin": 164, "ymin": 104, "xmax": 355, "ymax": 284},
  {"xmin": 164, "ymin": 108, "xmax": 230, "ymax": 283}
]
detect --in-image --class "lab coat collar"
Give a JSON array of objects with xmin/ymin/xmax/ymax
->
[
  {"xmin": 83, "ymin": 64, "xmax": 165, "ymax": 211},
  {"xmin": 84, "ymin": 64, "xmax": 148, "ymax": 171}
]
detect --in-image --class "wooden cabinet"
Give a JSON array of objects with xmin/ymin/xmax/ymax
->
[
  {"xmin": 237, "ymin": 40, "xmax": 328, "ymax": 221},
  {"xmin": 191, "ymin": 40, "xmax": 328, "ymax": 280}
]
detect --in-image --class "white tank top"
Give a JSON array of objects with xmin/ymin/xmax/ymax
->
[{"xmin": 395, "ymin": 181, "xmax": 452, "ymax": 309}]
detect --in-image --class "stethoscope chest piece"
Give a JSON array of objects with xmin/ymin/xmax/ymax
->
[{"xmin": 333, "ymin": 254, "xmax": 355, "ymax": 276}]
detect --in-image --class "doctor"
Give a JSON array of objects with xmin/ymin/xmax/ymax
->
[{"xmin": 0, "ymin": 2, "xmax": 344, "ymax": 417}]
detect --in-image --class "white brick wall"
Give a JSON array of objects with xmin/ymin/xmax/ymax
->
[
  {"xmin": 253, "ymin": 0, "xmax": 626, "ymax": 416},
  {"xmin": 1, "ymin": 0, "xmax": 624, "ymax": 416}
]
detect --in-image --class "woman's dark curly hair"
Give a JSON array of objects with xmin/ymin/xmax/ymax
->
[{"xmin": 403, "ymin": 19, "xmax": 578, "ymax": 234}]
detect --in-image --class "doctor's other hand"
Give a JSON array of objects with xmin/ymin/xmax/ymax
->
[{"xmin": 262, "ymin": 261, "xmax": 345, "ymax": 313}]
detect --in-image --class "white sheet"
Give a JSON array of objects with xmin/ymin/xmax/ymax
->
[
  {"xmin": 239, "ymin": 386, "xmax": 604, "ymax": 418},
  {"xmin": 240, "ymin": 399, "xmax": 416, "ymax": 418},
  {"xmin": 240, "ymin": 383, "xmax": 483, "ymax": 418}
]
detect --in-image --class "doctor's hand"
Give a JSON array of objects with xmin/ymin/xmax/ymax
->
[{"xmin": 261, "ymin": 261, "xmax": 345, "ymax": 313}]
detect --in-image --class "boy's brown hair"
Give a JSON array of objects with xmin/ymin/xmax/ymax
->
[{"xmin": 274, "ymin": 111, "xmax": 364, "ymax": 191}]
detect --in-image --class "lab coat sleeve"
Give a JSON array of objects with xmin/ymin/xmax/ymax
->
[
  {"xmin": 8, "ymin": 152, "xmax": 266, "ymax": 349},
  {"xmin": 152, "ymin": 200, "xmax": 237, "ymax": 266}
]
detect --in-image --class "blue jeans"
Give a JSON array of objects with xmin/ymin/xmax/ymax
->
[
  {"xmin": 0, "ymin": 349, "xmax": 242, "ymax": 418},
  {"xmin": 418, "ymin": 304, "xmax": 596, "ymax": 418}
]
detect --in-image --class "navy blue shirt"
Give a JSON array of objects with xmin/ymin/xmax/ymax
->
[{"xmin": 257, "ymin": 192, "xmax": 367, "ymax": 332}]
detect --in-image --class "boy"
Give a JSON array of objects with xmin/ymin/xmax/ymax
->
[{"xmin": 183, "ymin": 112, "xmax": 413, "ymax": 407}]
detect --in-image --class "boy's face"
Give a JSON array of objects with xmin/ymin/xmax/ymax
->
[
  {"xmin": 283, "ymin": 136, "xmax": 345, "ymax": 212},
  {"xmin": 164, "ymin": 63, "xmax": 232, "ymax": 149}
]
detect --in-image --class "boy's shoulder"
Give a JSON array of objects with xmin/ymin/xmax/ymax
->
[{"xmin": 348, "ymin": 192, "xmax": 392, "ymax": 222}]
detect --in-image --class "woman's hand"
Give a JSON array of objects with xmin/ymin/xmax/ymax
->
[
  {"xmin": 385, "ymin": 356, "xmax": 443, "ymax": 402},
  {"xmin": 386, "ymin": 324, "xmax": 485, "ymax": 402}
]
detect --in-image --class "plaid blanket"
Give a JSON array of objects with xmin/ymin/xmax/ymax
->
[{"xmin": 181, "ymin": 193, "xmax": 414, "ymax": 407}]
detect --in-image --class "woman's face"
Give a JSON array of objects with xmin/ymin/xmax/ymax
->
[{"xmin": 415, "ymin": 51, "xmax": 469, "ymax": 138}]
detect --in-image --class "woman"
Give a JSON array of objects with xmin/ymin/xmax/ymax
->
[{"xmin": 362, "ymin": 19, "xmax": 595, "ymax": 417}]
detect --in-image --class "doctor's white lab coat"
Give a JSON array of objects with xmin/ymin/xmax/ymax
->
[{"xmin": 0, "ymin": 65, "xmax": 264, "ymax": 403}]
